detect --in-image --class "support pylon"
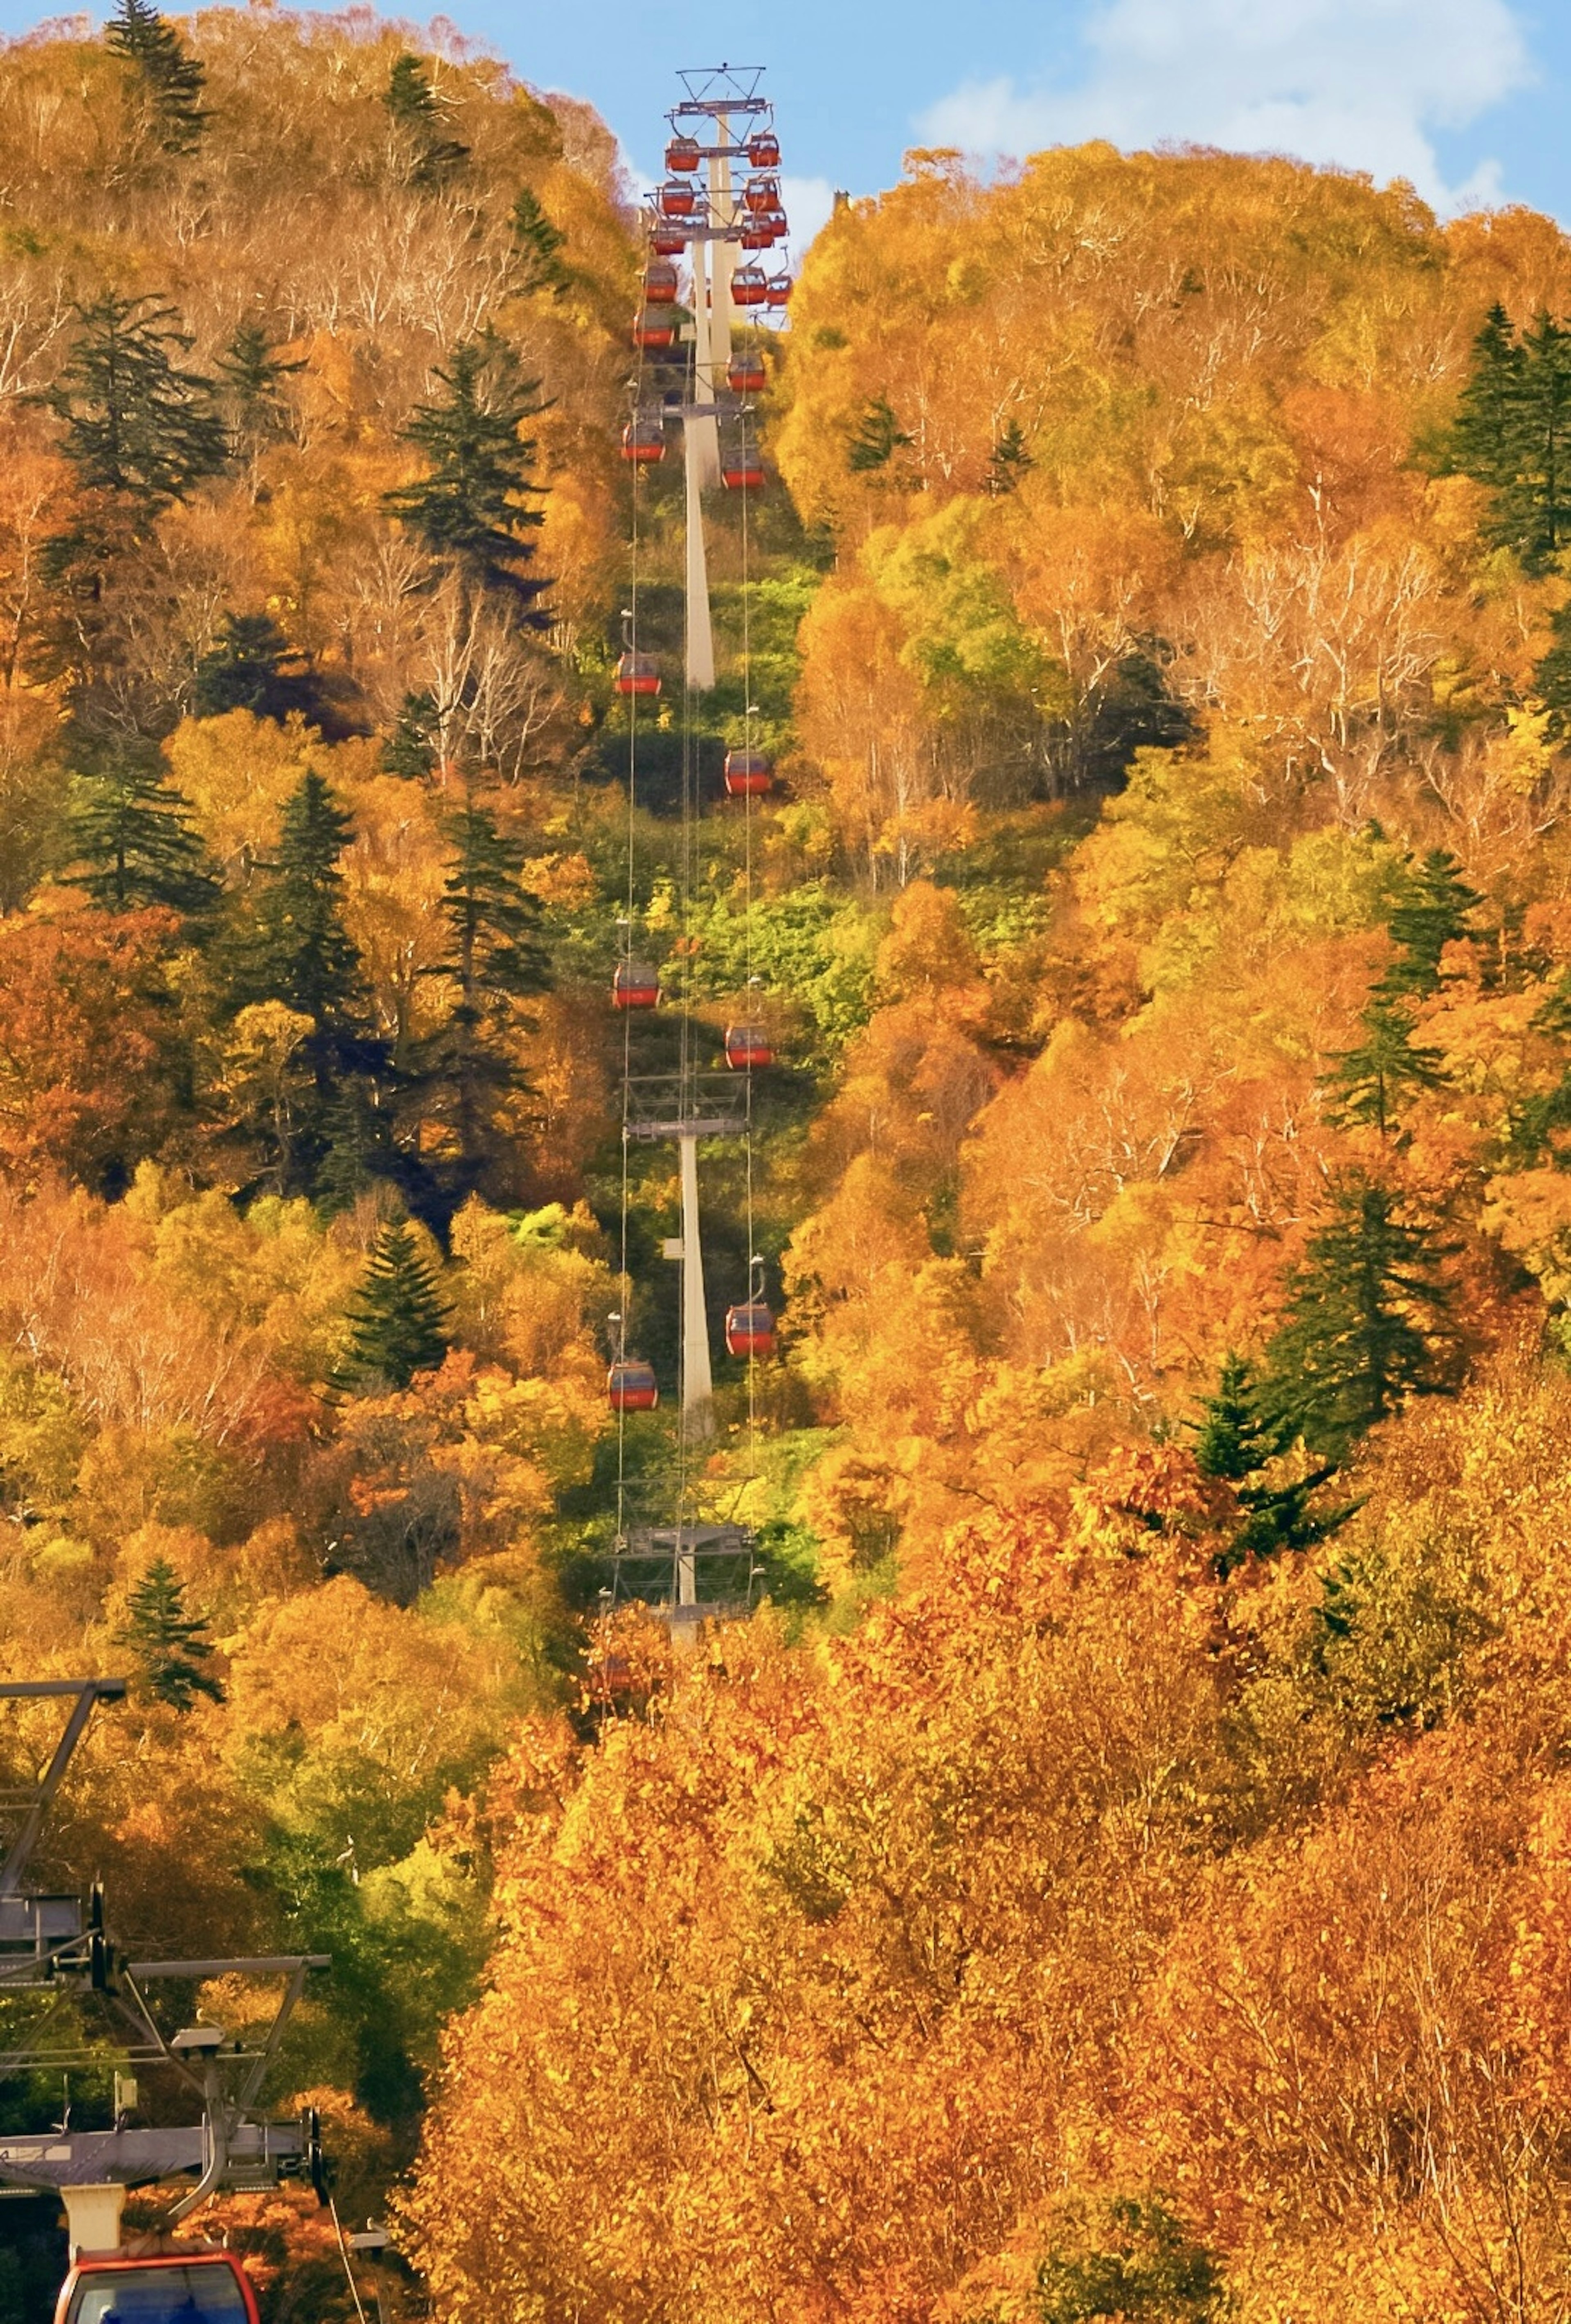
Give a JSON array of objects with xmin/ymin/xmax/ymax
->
[{"xmin": 679, "ymin": 1132, "xmax": 714, "ymax": 1446}]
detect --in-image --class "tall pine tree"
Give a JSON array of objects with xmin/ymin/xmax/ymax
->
[
  {"xmin": 417, "ymin": 797, "xmax": 547, "ymax": 1198},
  {"xmin": 384, "ymin": 336, "xmax": 549, "ymax": 617},
  {"xmin": 117, "ymin": 1556, "xmax": 224, "ymax": 1710},
  {"xmin": 106, "ymin": 0, "xmax": 207, "ymax": 153},
  {"xmin": 1264, "ymin": 1176, "xmax": 1458, "ymax": 1456},
  {"xmin": 68, "ymin": 745, "xmax": 218, "ymax": 913},
  {"xmin": 384, "ymin": 52, "xmax": 469, "ymax": 188},
  {"xmin": 1321, "ymin": 994, "xmax": 1447, "ymax": 1137},
  {"xmin": 1379, "ymin": 848, "xmax": 1482, "ymax": 998},
  {"xmin": 1450, "ymin": 305, "xmax": 1571, "ymax": 570},
  {"xmin": 335, "ymin": 1220, "xmax": 450, "ymax": 1392},
  {"xmin": 216, "ymin": 320, "xmax": 304, "ymax": 455},
  {"xmin": 847, "ymin": 394, "xmax": 912, "ymax": 474},
  {"xmin": 1192, "ymin": 1351, "xmax": 1347, "ymax": 1572},
  {"xmin": 44, "ymin": 293, "xmax": 227, "ymax": 513},
  {"xmin": 510, "ymin": 187, "xmax": 569, "ymax": 296}
]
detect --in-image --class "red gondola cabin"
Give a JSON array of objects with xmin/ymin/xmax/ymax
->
[
  {"xmin": 724, "ymin": 1024, "xmax": 774, "ymax": 1070},
  {"xmin": 766, "ymin": 272, "xmax": 793, "ymax": 304},
  {"xmin": 730, "ymin": 265, "xmax": 768, "ymax": 308},
  {"xmin": 722, "ymin": 457, "xmax": 765, "ymax": 491},
  {"xmin": 632, "ymin": 311, "xmax": 676, "ymax": 350},
  {"xmin": 621, "ymin": 418, "xmax": 665, "ymax": 464},
  {"xmin": 56, "ymin": 2252, "xmax": 260, "ymax": 2324},
  {"xmin": 740, "ymin": 223, "xmax": 774, "ymax": 250},
  {"xmin": 658, "ymin": 179, "xmax": 697, "ymax": 218},
  {"xmin": 642, "ymin": 259, "xmax": 679, "ymax": 305},
  {"xmin": 614, "ymin": 653, "xmax": 661, "ymax": 697},
  {"xmin": 651, "ymin": 222, "xmax": 687, "ymax": 256},
  {"xmin": 743, "ymin": 176, "xmax": 781, "ymax": 215},
  {"xmin": 727, "ymin": 354, "xmax": 767, "ymax": 393},
  {"xmin": 723, "ymin": 749, "xmax": 773, "ymax": 796},
  {"xmin": 608, "ymin": 1359, "xmax": 659, "ymax": 1412},
  {"xmin": 725, "ymin": 1303, "xmax": 776, "ymax": 1359},
  {"xmin": 665, "ymin": 135, "xmax": 701, "ymax": 171},
  {"xmin": 612, "ymin": 961, "xmax": 661, "ymax": 1009},
  {"xmin": 747, "ymin": 131, "xmax": 781, "ymax": 168}
]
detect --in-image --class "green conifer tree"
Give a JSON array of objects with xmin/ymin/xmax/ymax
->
[
  {"xmin": 384, "ymin": 52, "xmax": 469, "ymax": 187},
  {"xmin": 1192, "ymin": 1351, "xmax": 1347, "ymax": 1571},
  {"xmin": 216, "ymin": 321, "xmax": 304, "ymax": 453},
  {"xmin": 44, "ymin": 293, "xmax": 227, "ymax": 511},
  {"xmin": 417, "ymin": 797, "xmax": 547, "ymax": 1195},
  {"xmin": 1450, "ymin": 305, "xmax": 1571, "ymax": 570},
  {"xmin": 384, "ymin": 337, "xmax": 549, "ymax": 617},
  {"xmin": 1264, "ymin": 1176, "xmax": 1458, "ymax": 1456},
  {"xmin": 106, "ymin": 0, "xmax": 207, "ymax": 153},
  {"xmin": 117, "ymin": 1556, "xmax": 224, "ymax": 1710},
  {"xmin": 68, "ymin": 745, "xmax": 218, "ymax": 912},
  {"xmin": 194, "ymin": 611, "xmax": 324, "ymax": 724},
  {"xmin": 336, "ymin": 1220, "xmax": 450, "ymax": 1392},
  {"xmin": 847, "ymin": 393, "xmax": 912, "ymax": 473},
  {"xmin": 382, "ymin": 689, "xmax": 440, "ymax": 779},
  {"xmin": 985, "ymin": 419, "xmax": 1033, "ymax": 495},
  {"xmin": 1321, "ymin": 995, "xmax": 1447, "ymax": 1137},
  {"xmin": 1378, "ymin": 847, "xmax": 1482, "ymax": 1000},
  {"xmin": 510, "ymin": 186, "xmax": 569, "ymax": 295},
  {"xmin": 1449, "ymin": 303, "xmax": 1524, "ymax": 489}
]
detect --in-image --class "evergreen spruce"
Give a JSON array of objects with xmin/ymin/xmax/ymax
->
[
  {"xmin": 1379, "ymin": 848, "xmax": 1482, "ymax": 998},
  {"xmin": 385, "ymin": 337, "xmax": 549, "ymax": 617},
  {"xmin": 117, "ymin": 1556, "xmax": 224, "ymax": 1710},
  {"xmin": 216, "ymin": 321, "xmax": 304, "ymax": 453},
  {"xmin": 1321, "ymin": 994, "xmax": 1447, "ymax": 1137},
  {"xmin": 510, "ymin": 186, "xmax": 569, "ymax": 295},
  {"xmin": 384, "ymin": 52, "xmax": 469, "ymax": 187},
  {"xmin": 1264, "ymin": 1175, "xmax": 1458, "ymax": 1456},
  {"xmin": 417, "ymin": 797, "xmax": 547, "ymax": 1195},
  {"xmin": 985, "ymin": 419, "xmax": 1033, "ymax": 495},
  {"xmin": 336, "ymin": 1220, "xmax": 450, "ymax": 1392},
  {"xmin": 382, "ymin": 689, "xmax": 440, "ymax": 779},
  {"xmin": 106, "ymin": 0, "xmax": 207, "ymax": 153},
  {"xmin": 847, "ymin": 394, "xmax": 912, "ymax": 473},
  {"xmin": 1192, "ymin": 1351, "xmax": 1347, "ymax": 1571},
  {"xmin": 194, "ymin": 611, "xmax": 324, "ymax": 724},
  {"xmin": 68, "ymin": 746, "xmax": 218, "ymax": 912},
  {"xmin": 1450, "ymin": 305, "xmax": 1571, "ymax": 570},
  {"xmin": 45, "ymin": 293, "xmax": 227, "ymax": 511}
]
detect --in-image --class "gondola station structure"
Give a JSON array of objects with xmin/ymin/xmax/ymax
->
[
  {"xmin": 607, "ymin": 67, "xmax": 790, "ymax": 1624},
  {"xmin": 0, "ymin": 1680, "xmax": 351, "ymax": 2324}
]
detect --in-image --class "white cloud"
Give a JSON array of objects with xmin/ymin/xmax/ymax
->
[
  {"xmin": 917, "ymin": 0, "xmax": 1531, "ymax": 216},
  {"xmin": 781, "ymin": 173, "xmax": 837, "ymax": 265}
]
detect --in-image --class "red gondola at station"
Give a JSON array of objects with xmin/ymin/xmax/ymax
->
[
  {"xmin": 608, "ymin": 1359, "xmax": 659, "ymax": 1412},
  {"xmin": 727, "ymin": 352, "xmax": 766, "ymax": 393},
  {"xmin": 631, "ymin": 309, "xmax": 677, "ymax": 350},
  {"xmin": 724, "ymin": 1023, "xmax": 774, "ymax": 1070},
  {"xmin": 747, "ymin": 130, "xmax": 780, "ymax": 168},
  {"xmin": 614, "ymin": 652, "xmax": 661, "ymax": 697},
  {"xmin": 56, "ymin": 2250, "xmax": 260, "ymax": 2324},
  {"xmin": 642, "ymin": 259, "xmax": 680, "ymax": 305},
  {"xmin": 725, "ymin": 1303, "xmax": 776, "ymax": 1359},
  {"xmin": 724, "ymin": 748, "xmax": 773, "ymax": 796},
  {"xmin": 665, "ymin": 135, "xmax": 700, "ymax": 171},
  {"xmin": 658, "ymin": 178, "xmax": 698, "ymax": 217}
]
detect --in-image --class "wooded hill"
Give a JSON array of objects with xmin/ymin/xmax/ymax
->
[{"xmin": 7, "ymin": 12, "xmax": 1571, "ymax": 2319}]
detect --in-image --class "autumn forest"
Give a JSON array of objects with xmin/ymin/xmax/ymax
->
[{"xmin": 6, "ymin": 4, "xmax": 1571, "ymax": 2319}]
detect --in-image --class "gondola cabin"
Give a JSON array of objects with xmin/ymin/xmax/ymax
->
[
  {"xmin": 747, "ymin": 131, "xmax": 781, "ymax": 168},
  {"xmin": 723, "ymin": 749, "xmax": 773, "ymax": 796},
  {"xmin": 621, "ymin": 418, "xmax": 665, "ymax": 464},
  {"xmin": 725, "ymin": 1303, "xmax": 776, "ymax": 1359},
  {"xmin": 650, "ymin": 222, "xmax": 688, "ymax": 256},
  {"xmin": 665, "ymin": 135, "xmax": 701, "ymax": 171},
  {"xmin": 642, "ymin": 259, "xmax": 679, "ymax": 305},
  {"xmin": 658, "ymin": 179, "xmax": 697, "ymax": 218},
  {"xmin": 766, "ymin": 272, "xmax": 794, "ymax": 304},
  {"xmin": 761, "ymin": 208, "xmax": 789, "ymax": 241},
  {"xmin": 56, "ymin": 2252, "xmax": 260, "ymax": 2324},
  {"xmin": 608, "ymin": 1360, "xmax": 659, "ymax": 1412},
  {"xmin": 631, "ymin": 311, "xmax": 677, "ymax": 350},
  {"xmin": 727, "ymin": 354, "xmax": 767, "ymax": 393},
  {"xmin": 721, "ymin": 457, "xmax": 765, "ymax": 492},
  {"xmin": 612, "ymin": 961, "xmax": 661, "ymax": 1009},
  {"xmin": 724, "ymin": 1024, "xmax": 774, "ymax": 1070},
  {"xmin": 730, "ymin": 265, "xmax": 769, "ymax": 308},
  {"xmin": 740, "ymin": 223, "xmax": 774, "ymax": 250},
  {"xmin": 743, "ymin": 176, "xmax": 781, "ymax": 214},
  {"xmin": 614, "ymin": 653, "xmax": 661, "ymax": 697}
]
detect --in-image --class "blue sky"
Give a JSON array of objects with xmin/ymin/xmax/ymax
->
[{"xmin": 6, "ymin": 0, "xmax": 1569, "ymax": 238}]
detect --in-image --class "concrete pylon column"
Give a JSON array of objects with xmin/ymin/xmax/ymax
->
[
  {"xmin": 684, "ymin": 417, "xmax": 716, "ymax": 691},
  {"xmin": 689, "ymin": 234, "xmax": 720, "ymax": 490},
  {"xmin": 678, "ymin": 1133, "xmax": 713, "ymax": 1442},
  {"xmin": 709, "ymin": 122, "xmax": 735, "ymax": 375},
  {"xmin": 63, "ymin": 2184, "xmax": 125, "ymax": 2259}
]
